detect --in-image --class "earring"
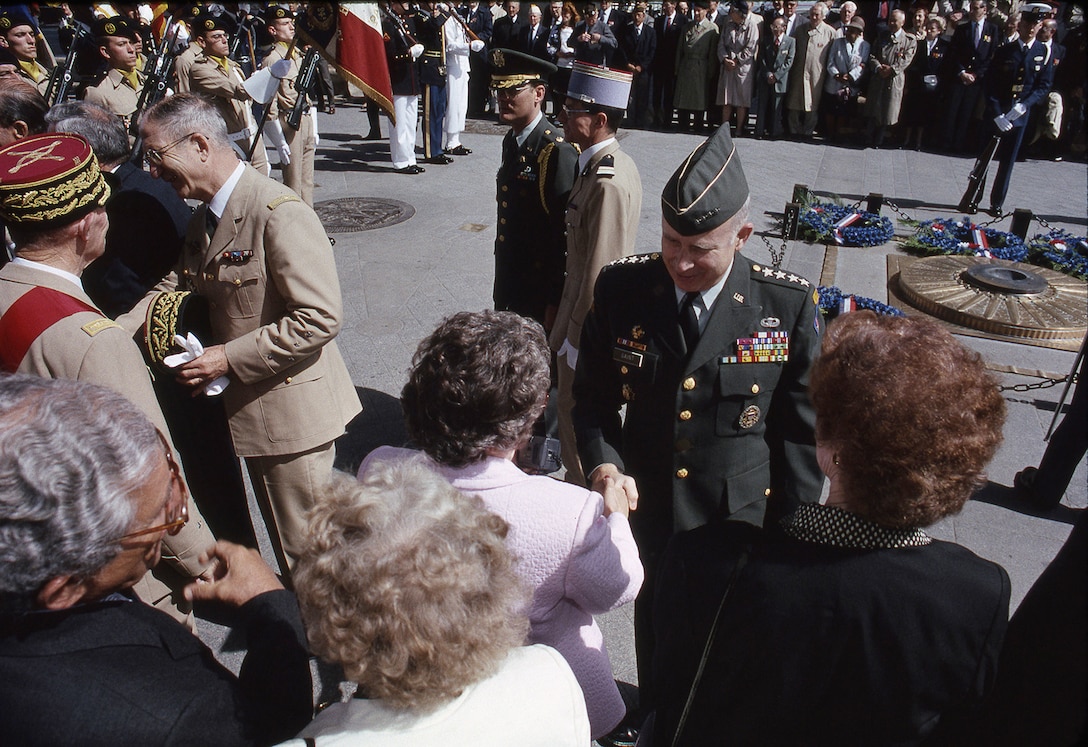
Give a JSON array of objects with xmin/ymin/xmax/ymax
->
[{"xmin": 833, "ymin": 455, "xmax": 840, "ymax": 466}]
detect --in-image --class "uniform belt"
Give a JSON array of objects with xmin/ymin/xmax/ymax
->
[{"xmin": 423, "ymin": 50, "xmax": 443, "ymax": 57}]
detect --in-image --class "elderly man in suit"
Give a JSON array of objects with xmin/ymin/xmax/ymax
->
[
  {"xmin": 187, "ymin": 14, "xmax": 270, "ymax": 176},
  {"xmin": 573, "ymin": 123, "xmax": 822, "ymax": 724},
  {"xmin": 0, "ymin": 132, "xmax": 216, "ymax": 621},
  {"xmin": 785, "ymin": 1, "xmax": 835, "ymax": 138},
  {"xmin": 553, "ymin": 62, "xmax": 642, "ymax": 487},
  {"xmin": 620, "ymin": 3, "xmax": 656, "ymax": 128},
  {"xmin": 652, "ymin": 0, "xmax": 683, "ymax": 128},
  {"xmin": 0, "ymin": 375, "xmax": 312, "ymax": 745},
  {"xmin": 572, "ymin": 3, "xmax": 618, "ymax": 66},
  {"xmin": 125, "ymin": 94, "xmax": 362, "ymax": 575},
  {"xmin": 754, "ymin": 14, "xmax": 795, "ymax": 138},
  {"xmin": 519, "ymin": 4, "xmax": 551, "ymax": 59}
]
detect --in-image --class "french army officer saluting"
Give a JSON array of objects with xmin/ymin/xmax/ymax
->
[{"xmin": 572, "ymin": 123, "xmax": 824, "ymax": 715}]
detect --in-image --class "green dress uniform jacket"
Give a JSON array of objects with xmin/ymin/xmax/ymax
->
[
  {"xmin": 494, "ymin": 115, "xmax": 578, "ymax": 325},
  {"xmin": 573, "ymin": 252, "xmax": 824, "ymax": 559}
]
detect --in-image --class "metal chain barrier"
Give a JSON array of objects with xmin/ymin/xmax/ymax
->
[
  {"xmin": 760, "ymin": 233, "xmax": 787, "ymax": 270},
  {"xmin": 881, "ymin": 198, "xmax": 914, "ymax": 225},
  {"xmin": 999, "ymin": 373, "xmax": 1077, "ymax": 393},
  {"xmin": 1034, "ymin": 213, "xmax": 1056, "ymax": 232}
]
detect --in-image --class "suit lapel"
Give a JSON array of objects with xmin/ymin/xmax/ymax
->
[
  {"xmin": 686, "ymin": 260, "xmax": 761, "ymax": 375},
  {"xmin": 203, "ymin": 167, "xmax": 251, "ymax": 268}
]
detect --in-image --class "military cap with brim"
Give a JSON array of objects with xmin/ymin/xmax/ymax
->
[
  {"xmin": 661, "ymin": 124, "xmax": 749, "ymax": 236},
  {"xmin": 0, "ymin": 9, "xmax": 35, "ymax": 33},
  {"xmin": 93, "ymin": 16, "xmax": 139, "ymax": 41},
  {"xmin": 1020, "ymin": 2, "xmax": 1054, "ymax": 21},
  {"xmin": 0, "ymin": 133, "xmax": 112, "ymax": 228},
  {"xmin": 563, "ymin": 62, "xmax": 633, "ymax": 111},
  {"xmin": 490, "ymin": 47, "xmax": 557, "ymax": 88}
]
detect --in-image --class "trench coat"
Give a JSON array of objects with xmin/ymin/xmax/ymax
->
[{"xmin": 674, "ymin": 19, "xmax": 720, "ymax": 111}]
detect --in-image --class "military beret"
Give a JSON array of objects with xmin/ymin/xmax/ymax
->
[
  {"xmin": 661, "ymin": 124, "xmax": 750, "ymax": 236},
  {"xmin": 264, "ymin": 6, "xmax": 295, "ymax": 23},
  {"xmin": 564, "ymin": 62, "xmax": 632, "ymax": 111},
  {"xmin": 180, "ymin": 4, "xmax": 206, "ymax": 21},
  {"xmin": 196, "ymin": 12, "xmax": 233, "ymax": 35},
  {"xmin": 0, "ymin": 133, "xmax": 111, "ymax": 228},
  {"xmin": 489, "ymin": 47, "xmax": 556, "ymax": 88},
  {"xmin": 92, "ymin": 16, "xmax": 139, "ymax": 41},
  {"xmin": 0, "ymin": 8, "xmax": 35, "ymax": 33}
]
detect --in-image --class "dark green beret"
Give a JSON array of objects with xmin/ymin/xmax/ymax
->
[{"xmin": 661, "ymin": 124, "xmax": 750, "ymax": 236}]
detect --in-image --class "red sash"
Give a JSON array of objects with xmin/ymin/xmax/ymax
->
[{"xmin": 0, "ymin": 286, "xmax": 100, "ymax": 373}]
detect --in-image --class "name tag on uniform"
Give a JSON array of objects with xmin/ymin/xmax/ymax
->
[{"xmin": 613, "ymin": 347, "xmax": 645, "ymax": 368}]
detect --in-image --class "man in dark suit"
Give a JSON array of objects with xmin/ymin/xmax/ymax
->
[
  {"xmin": 983, "ymin": 4, "xmax": 1054, "ymax": 215},
  {"xmin": 754, "ymin": 14, "xmax": 796, "ymax": 138},
  {"xmin": 572, "ymin": 3, "xmax": 618, "ymax": 66},
  {"xmin": 940, "ymin": 0, "xmax": 999, "ymax": 153},
  {"xmin": 492, "ymin": 0, "xmax": 524, "ymax": 49},
  {"xmin": 0, "ymin": 375, "xmax": 313, "ymax": 746},
  {"xmin": 518, "ymin": 4, "xmax": 552, "ymax": 60},
  {"xmin": 573, "ymin": 124, "xmax": 822, "ymax": 716},
  {"xmin": 620, "ymin": 3, "xmax": 656, "ymax": 128},
  {"xmin": 491, "ymin": 48, "xmax": 578, "ymax": 329},
  {"xmin": 652, "ymin": 0, "xmax": 683, "ymax": 128}
]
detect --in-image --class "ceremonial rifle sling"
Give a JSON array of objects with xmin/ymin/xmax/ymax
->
[{"xmin": 0, "ymin": 286, "xmax": 99, "ymax": 372}]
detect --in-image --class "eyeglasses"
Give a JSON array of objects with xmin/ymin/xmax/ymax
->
[
  {"xmin": 496, "ymin": 83, "xmax": 532, "ymax": 99},
  {"xmin": 143, "ymin": 132, "xmax": 196, "ymax": 167},
  {"xmin": 561, "ymin": 104, "xmax": 592, "ymax": 116},
  {"xmin": 116, "ymin": 431, "xmax": 189, "ymax": 542}
]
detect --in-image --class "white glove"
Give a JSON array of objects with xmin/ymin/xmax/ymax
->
[
  {"xmin": 409, "ymin": 43, "xmax": 425, "ymax": 60},
  {"xmin": 993, "ymin": 113, "xmax": 1013, "ymax": 132},
  {"xmin": 470, "ymin": 39, "xmax": 485, "ymax": 52},
  {"xmin": 1006, "ymin": 102, "xmax": 1027, "ymax": 122},
  {"xmin": 437, "ymin": 2, "xmax": 449, "ymax": 12},
  {"xmin": 558, "ymin": 339, "xmax": 579, "ymax": 370},
  {"xmin": 263, "ymin": 120, "xmax": 291, "ymax": 165},
  {"xmin": 311, "ymin": 110, "xmax": 319, "ymax": 146},
  {"xmin": 163, "ymin": 333, "xmax": 230, "ymax": 396}
]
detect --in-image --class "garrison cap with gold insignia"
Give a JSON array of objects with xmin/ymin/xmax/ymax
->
[
  {"xmin": 0, "ymin": 8, "xmax": 35, "ymax": 33},
  {"xmin": 490, "ymin": 47, "xmax": 557, "ymax": 88},
  {"xmin": 563, "ymin": 61, "xmax": 633, "ymax": 112},
  {"xmin": 0, "ymin": 133, "xmax": 111, "ymax": 228},
  {"xmin": 662, "ymin": 123, "xmax": 749, "ymax": 236},
  {"xmin": 93, "ymin": 16, "xmax": 139, "ymax": 41}
]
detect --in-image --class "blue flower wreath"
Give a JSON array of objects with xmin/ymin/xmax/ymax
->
[
  {"xmin": 1027, "ymin": 229, "xmax": 1088, "ymax": 280},
  {"xmin": 818, "ymin": 285, "xmax": 905, "ymax": 320},
  {"xmin": 903, "ymin": 218, "xmax": 1028, "ymax": 262},
  {"xmin": 799, "ymin": 202, "xmax": 895, "ymax": 247}
]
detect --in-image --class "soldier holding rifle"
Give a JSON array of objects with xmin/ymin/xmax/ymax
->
[{"xmin": 262, "ymin": 7, "xmax": 317, "ymax": 205}]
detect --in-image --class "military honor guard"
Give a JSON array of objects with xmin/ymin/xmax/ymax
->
[
  {"xmin": 383, "ymin": 1, "xmax": 426, "ymax": 174},
  {"xmin": 553, "ymin": 62, "xmax": 642, "ymax": 486},
  {"xmin": 419, "ymin": 3, "xmax": 453, "ymax": 165},
  {"xmin": 0, "ymin": 132, "xmax": 216, "ymax": 620},
  {"xmin": 572, "ymin": 124, "xmax": 824, "ymax": 719},
  {"xmin": 0, "ymin": 8, "xmax": 51, "ymax": 96},
  {"xmin": 187, "ymin": 13, "xmax": 270, "ymax": 176},
  {"xmin": 172, "ymin": 5, "xmax": 207, "ymax": 94},
  {"xmin": 983, "ymin": 3, "xmax": 1055, "ymax": 216},
  {"xmin": 443, "ymin": 5, "xmax": 484, "ymax": 156},
  {"xmin": 262, "ymin": 7, "xmax": 316, "ymax": 206},
  {"xmin": 125, "ymin": 94, "xmax": 361, "ymax": 575},
  {"xmin": 491, "ymin": 48, "xmax": 578, "ymax": 330},
  {"xmin": 82, "ymin": 16, "xmax": 144, "ymax": 133}
]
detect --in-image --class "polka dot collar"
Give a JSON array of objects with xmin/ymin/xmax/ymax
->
[{"xmin": 783, "ymin": 503, "xmax": 931, "ymax": 550}]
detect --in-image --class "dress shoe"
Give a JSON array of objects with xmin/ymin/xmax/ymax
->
[
  {"xmin": 447, "ymin": 144, "xmax": 472, "ymax": 156},
  {"xmin": 364, "ymin": 130, "xmax": 382, "ymax": 140},
  {"xmin": 426, "ymin": 154, "xmax": 454, "ymax": 165},
  {"xmin": 985, "ymin": 204, "xmax": 1004, "ymax": 218},
  {"xmin": 1014, "ymin": 467, "xmax": 1061, "ymax": 509},
  {"xmin": 597, "ymin": 725, "xmax": 638, "ymax": 747},
  {"xmin": 395, "ymin": 164, "xmax": 425, "ymax": 174}
]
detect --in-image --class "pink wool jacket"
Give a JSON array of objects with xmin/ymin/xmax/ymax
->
[{"xmin": 359, "ymin": 446, "xmax": 644, "ymax": 738}]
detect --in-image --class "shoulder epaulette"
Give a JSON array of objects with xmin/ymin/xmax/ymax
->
[
  {"xmin": 596, "ymin": 153, "xmax": 616, "ymax": 178},
  {"xmin": 604, "ymin": 252, "xmax": 661, "ymax": 271},
  {"xmin": 751, "ymin": 262, "xmax": 812, "ymax": 289},
  {"xmin": 82, "ymin": 318, "xmax": 121, "ymax": 337},
  {"xmin": 267, "ymin": 194, "xmax": 301, "ymax": 211}
]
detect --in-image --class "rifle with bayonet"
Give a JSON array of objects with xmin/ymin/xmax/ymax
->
[
  {"xmin": 286, "ymin": 47, "xmax": 320, "ymax": 131},
  {"xmin": 44, "ymin": 24, "xmax": 90, "ymax": 106},
  {"xmin": 129, "ymin": 17, "xmax": 180, "ymax": 159}
]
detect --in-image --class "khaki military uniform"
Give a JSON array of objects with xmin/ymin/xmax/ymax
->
[
  {"xmin": 550, "ymin": 141, "xmax": 642, "ymax": 485},
  {"xmin": 15, "ymin": 59, "xmax": 50, "ymax": 96},
  {"xmin": 188, "ymin": 53, "xmax": 269, "ymax": 175},
  {"xmin": 83, "ymin": 68, "xmax": 144, "ymax": 130},
  {"xmin": 262, "ymin": 42, "xmax": 315, "ymax": 206},
  {"xmin": 0, "ymin": 261, "xmax": 215, "ymax": 620},
  {"xmin": 123, "ymin": 165, "xmax": 361, "ymax": 572},
  {"xmin": 173, "ymin": 40, "xmax": 202, "ymax": 93}
]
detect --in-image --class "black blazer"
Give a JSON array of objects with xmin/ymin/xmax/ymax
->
[
  {"xmin": 945, "ymin": 17, "xmax": 999, "ymax": 80},
  {"xmin": 653, "ymin": 12, "xmax": 684, "ymax": 74},
  {"xmin": 651, "ymin": 520, "xmax": 1011, "ymax": 746},
  {"xmin": 518, "ymin": 22, "xmax": 552, "ymax": 61},
  {"xmin": 492, "ymin": 13, "xmax": 523, "ymax": 49},
  {"xmin": 621, "ymin": 21, "xmax": 657, "ymax": 71},
  {"xmin": 0, "ymin": 591, "xmax": 312, "ymax": 746}
]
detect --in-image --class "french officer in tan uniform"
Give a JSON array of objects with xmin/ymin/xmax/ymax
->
[
  {"xmin": 82, "ymin": 16, "xmax": 144, "ymax": 133},
  {"xmin": 261, "ymin": 6, "xmax": 316, "ymax": 205},
  {"xmin": 0, "ymin": 9, "xmax": 50, "ymax": 96},
  {"xmin": 0, "ymin": 133, "xmax": 216, "ymax": 622},
  {"xmin": 125, "ymin": 94, "xmax": 361, "ymax": 575},
  {"xmin": 187, "ymin": 14, "xmax": 270, "ymax": 176}
]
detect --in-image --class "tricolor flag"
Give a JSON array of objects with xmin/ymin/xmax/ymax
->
[
  {"xmin": 298, "ymin": 3, "xmax": 393, "ymax": 118},
  {"xmin": 832, "ymin": 211, "xmax": 863, "ymax": 246}
]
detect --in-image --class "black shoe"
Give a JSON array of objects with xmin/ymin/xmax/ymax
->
[
  {"xmin": 447, "ymin": 144, "xmax": 472, "ymax": 156},
  {"xmin": 1014, "ymin": 467, "xmax": 1061, "ymax": 509},
  {"xmin": 426, "ymin": 154, "xmax": 454, "ymax": 165},
  {"xmin": 597, "ymin": 725, "xmax": 638, "ymax": 747},
  {"xmin": 985, "ymin": 205, "xmax": 1004, "ymax": 218},
  {"xmin": 364, "ymin": 130, "xmax": 382, "ymax": 140},
  {"xmin": 395, "ymin": 164, "xmax": 425, "ymax": 174}
]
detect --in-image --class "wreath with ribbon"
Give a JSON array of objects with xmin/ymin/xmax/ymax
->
[
  {"xmin": 818, "ymin": 285, "xmax": 905, "ymax": 320},
  {"xmin": 800, "ymin": 201, "xmax": 895, "ymax": 247},
  {"xmin": 903, "ymin": 218, "xmax": 1028, "ymax": 262},
  {"xmin": 1026, "ymin": 229, "xmax": 1088, "ymax": 280}
]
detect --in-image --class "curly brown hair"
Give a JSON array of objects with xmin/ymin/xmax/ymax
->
[
  {"xmin": 809, "ymin": 311, "xmax": 1006, "ymax": 529},
  {"xmin": 401, "ymin": 310, "xmax": 551, "ymax": 467},
  {"xmin": 295, "ymin": 460, "xmax": 529, "ymax": 710}
]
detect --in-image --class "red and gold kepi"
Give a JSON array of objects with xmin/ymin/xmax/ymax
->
[{"xmin": 0, "ymin": 133, "xmax": 111, "ymax": 227}]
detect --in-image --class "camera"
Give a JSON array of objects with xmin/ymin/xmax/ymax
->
[{"xmin": 515, "ymin": 435, "xmax": 563, "ymax": 474}]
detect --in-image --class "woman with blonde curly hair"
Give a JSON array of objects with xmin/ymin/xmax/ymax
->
[
  {"xmin": 286, "ymin": 458, "xmax": 591, "ymax": 745},
  {"xmin": 650, "ymin": 311, "xmax": 1011, "ymax": 745},
  {"xmin": 359, "ymin": 310, "xmax": 643, "ymax": 740}
]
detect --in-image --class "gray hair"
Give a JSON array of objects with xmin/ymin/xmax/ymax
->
[
  {"xmin": 840, "ymin": 1, "xmax": 856, "ymax": 12},
  {"xmin": 45, "ymin": 100, "xmax": 130, "ymax": 167},
  {"xmin": 0, "ymin": 83, "xmax": 47, "ymax": 132},
  {"xmin": 139, "ymin": 92, "xmax": 232, "ymax": 149},
  {"xmin": 0, "ymin": 375, "xmax": 160, "ymax": 613}
]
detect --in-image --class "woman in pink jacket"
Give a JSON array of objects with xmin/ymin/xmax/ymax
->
[{"xmin": 358, "ymin": 310, "xmax": 644, "ymax": 739}]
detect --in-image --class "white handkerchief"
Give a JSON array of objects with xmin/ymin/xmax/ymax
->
[{"xmin": 163, "ymin": 332, "xmax": 230, "ymax": 396}]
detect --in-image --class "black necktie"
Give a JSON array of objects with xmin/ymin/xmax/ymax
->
[
  {"xmin": 679, "ymin": 292, "xmax": 700, "ymax": 354},
  {"xmin": 205, "ymin": 209, "xmax": 219, "ymax": 241}
]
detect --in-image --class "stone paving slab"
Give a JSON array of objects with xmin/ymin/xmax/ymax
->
[{"xmin": 203, "ymin": 99, "xmax": 1087, "ymax": 698}]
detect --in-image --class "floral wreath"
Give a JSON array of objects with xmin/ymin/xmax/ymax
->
[
  {"xmin": 799, "ymin": 201, "xmax": 895, "ymax": 247},
  {"xmin": 818, "ymin": 285, "xmax": 905, "ymax": 320},
  {"xmin": 1026, "ymin": 229, "xmax": 1088, "ymax": 280},
  {"xmin": 903, "ymin": 218, "xmax": 1028, "ymax": 263}
]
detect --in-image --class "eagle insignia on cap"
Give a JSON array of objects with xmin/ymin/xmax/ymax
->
[{"xmin": 491, "ymin": 49, "xmax": 506, "ymax": 68}]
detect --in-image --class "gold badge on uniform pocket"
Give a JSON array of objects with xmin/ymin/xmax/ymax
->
[{"xmin": 739, "ymin": 405, "xmax": 761, "ymax": 429}]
